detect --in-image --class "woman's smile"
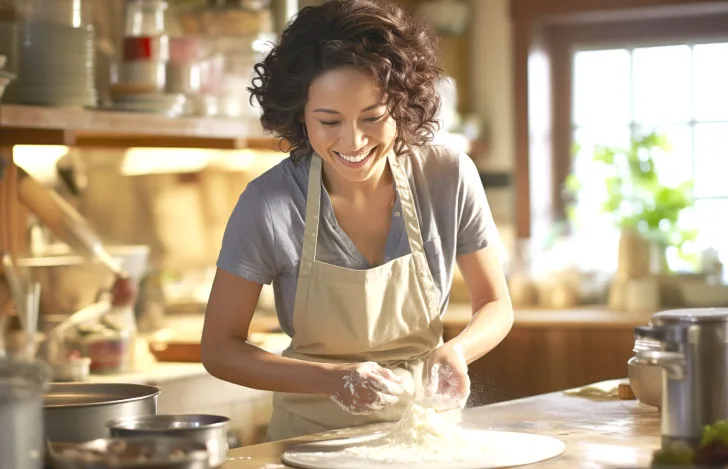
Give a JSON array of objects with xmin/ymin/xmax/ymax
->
[{"xmin": 332, "ymin": 145, "xmax": 379, "ymax": 168}]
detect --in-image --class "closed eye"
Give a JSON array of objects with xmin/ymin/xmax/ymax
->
[
  {"xmin": 364, "ymin": 114, "xmax": 386, "ymax": 123},
  {"xmin": 320, "ymin": 120, "xmax": 340, "ymax": 126}
]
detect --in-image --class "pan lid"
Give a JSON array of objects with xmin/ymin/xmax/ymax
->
[{"xmin": 651, "ymin": 308, "xmax": 728, "ymax": 324}]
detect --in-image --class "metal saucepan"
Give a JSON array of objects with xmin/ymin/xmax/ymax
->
[
  {"xmin": 107, "ymin": 414, "xmax": 230, "ymax": 468},
  {"xmin": 44, "ymin": 382, "xmax": 160, "ymax": 443}
]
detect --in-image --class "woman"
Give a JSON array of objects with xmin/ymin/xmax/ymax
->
[{"xmin": 201, "ymin": 0, "xmax": 513, "ymax": 442}]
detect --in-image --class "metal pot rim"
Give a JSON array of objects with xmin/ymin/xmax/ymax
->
[
  {"xmin": 106, "ymin": 413, "xmax": 230, "ymax": 432},
  {"xmin": 44, "ymin": 382, "xmax": 160, "ymax": 409}
]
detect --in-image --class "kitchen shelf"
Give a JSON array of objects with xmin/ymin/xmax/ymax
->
[{"xmin": 0, "ymin": 104, "xmax": 280, "ymax": 150}]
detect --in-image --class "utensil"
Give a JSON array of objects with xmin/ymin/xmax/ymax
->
[
  {"xmin": 16, "ymin": 169, "xmax": 124, "ymax": 277},
  {"xmin": 47, "ymin": 436, "xmax": 210, "ymax": 469},
  {"xmin": 2, "ymin": 251, "xmax": 25, "ymax": 328},
  {"xmin": 43, "ymin": 300, "xmax": 111, "ymax": 365},
  {"xmin": 0, "ymin": 357, "xmax": 52, "ymax": 469},
  {"xmin": 107, "ymin": 414, "xmax": 230, "ymax": 468},
  {"xmin": 634, "ymin": 308, "xmax": 728, "ymax": 448},
  {"xmin": 44, "ymin": 382, "xmax": 160, "ymax": 443},
  {"xmin": 16, "ymin": 169, "xmax": 137, "ymax": 307},
  {"xmin": 20, "ymin": 281, "xmax": 41, "ymax": 360}
]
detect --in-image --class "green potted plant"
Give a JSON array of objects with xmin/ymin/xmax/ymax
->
[{"xmin": 564, "ymin": 131, "xmax": 696, "ymax": 277}]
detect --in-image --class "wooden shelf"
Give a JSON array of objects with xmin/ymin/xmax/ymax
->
[{"xmin": 0, "ymin": 104, "xmax": 277, "ymax": 150}]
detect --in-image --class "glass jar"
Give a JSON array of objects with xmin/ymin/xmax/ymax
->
[
  {"xmin": 0, "ymin": 358, "xmax": 51, "ymax": 469},
  {"xmin": 124, "ymin": 0, "xmax": 168, "ymax": 37}
]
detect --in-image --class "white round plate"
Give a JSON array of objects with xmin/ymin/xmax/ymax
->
[{"xmin": 281, "ymin": 430, "xmax": 566, "ymax": 469}]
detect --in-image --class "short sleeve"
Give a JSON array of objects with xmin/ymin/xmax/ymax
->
[
  {"xmin": 456, "ymin": 153, "xmax": 495, "ymax": 256},
  {"xmin": 216, "ymin": 182, "xmax": 278, "ymax": 284}
]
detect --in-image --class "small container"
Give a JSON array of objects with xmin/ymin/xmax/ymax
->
[
  {"xmin": 51, "ymin": 356, "xmax": 91, "ymax": 382},
  {"xmin": 123, "ymin": 35, "xmax": 170, "ymax": 61},
  {"xmin": 0, "ymin": 358, "xmax": 52, "ymax": 469},
  {"xmin": 125, "ymin": 0, "xmax": 168, "ymax": 37},
  {"xmin": 82, "ymin": 327, "xmax": 132, "ymax": 374}
]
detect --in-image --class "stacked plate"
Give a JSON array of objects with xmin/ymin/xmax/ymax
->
[
  {"xmin": 107, "ymin": 92, "xmax": 186, "ymax": 116},
  {"xmin": 3, "ymin": 22, "xmax": 97, "ymax": 107},
  {"xmin": 0, "ymin": 55, "xmax": 15, "ymax": 102}
]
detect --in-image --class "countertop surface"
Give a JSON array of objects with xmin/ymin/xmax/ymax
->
[
  {"xmin": 223, "ymin": 384, "xmax": 661, "ymax": 468},
  {"xmin": 443, "ymin": 303, "xmax": 654, "ymax": 329}
]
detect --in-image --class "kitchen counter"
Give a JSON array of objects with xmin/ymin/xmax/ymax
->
[
  {"xmin": 222, "ymin": 384, "xmax": 661, "ymax": 468},
  {"xmin": 444, "ymin": 303, "xmax": 654, "ymax": 329}
]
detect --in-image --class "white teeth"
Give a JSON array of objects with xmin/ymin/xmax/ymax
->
[{"xmin": 335, "ymin": 148, "xmax": 374, "ymax": 163}]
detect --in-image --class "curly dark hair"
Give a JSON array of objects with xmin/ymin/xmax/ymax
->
[{"xmin": 248, "ymin": 0, "xmax": 443, "ymax": 160}]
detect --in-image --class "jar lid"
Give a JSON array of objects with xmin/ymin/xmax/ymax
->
[
  {"xmin": 651, "ymin": 308, "xmax": 728, "ymax": 324},
  {"xmin": 0, "ymin": 358, "xmax": 52, "ymax": 401}
]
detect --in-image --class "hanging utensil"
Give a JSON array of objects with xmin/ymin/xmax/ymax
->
[
  {"xmin": 22, "ymin": 281, "xmax": 40, "ymax": 360},
  {"xmin": 15, "ymin": 168, "xmax": 137, "ymax": 306},
  {"xmin": 1, "ymin": 251, "xmax": 25, "ymax": 329}
]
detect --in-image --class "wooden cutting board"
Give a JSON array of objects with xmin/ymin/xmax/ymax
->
[{"xmin": 281, "ymin": 430, "xmax": 566, "ymax": 469}]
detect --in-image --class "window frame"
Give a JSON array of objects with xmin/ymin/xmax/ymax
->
[{"xmin": 512, "ymin": 0, "xmax": 728, "ymax": 240}]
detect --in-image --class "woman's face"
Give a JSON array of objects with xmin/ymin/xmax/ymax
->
[{"xmin": 303, "ymin": 66, "xmax": 397, "ymax": 185}]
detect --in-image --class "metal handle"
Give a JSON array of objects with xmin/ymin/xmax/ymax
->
[
  {"xmin": 634, "ymin": 350, "xmax": 686, "ymax": 380},
  {"xmin": 635, "ymin": 324, "xmax": 687, "ymax": 344}
]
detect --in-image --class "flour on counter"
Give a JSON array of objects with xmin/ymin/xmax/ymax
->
[{"xmin": 343, "ymin": 403, "xmax": 496, "ymax": 463}]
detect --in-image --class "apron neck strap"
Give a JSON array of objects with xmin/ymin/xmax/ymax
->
[{"xmin": 300, "ymin": 151, "xmax": 428, "ymax": 274}]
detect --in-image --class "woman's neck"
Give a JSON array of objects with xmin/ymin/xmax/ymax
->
[{"xmin": 322, "ymin": 159, "xmax": 393, "ymax": 203}]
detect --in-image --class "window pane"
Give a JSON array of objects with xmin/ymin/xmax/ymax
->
[
  {"xmin": 573, "ymin": 49, "xmax": 631, "ymax": 127},
  {"xmin": 633, "ymin": 45, "xmax": 691, "ymax": 124},
  {"xmin": 634, "ymin": 124, "xmax": 693, "ymax": 188},
  {"xmin": 694, "ymin": 122, "xmax": 728, "ymax": 197},
  {"xmin": 693, "ymin": 43, "xmax": 728, "ymax": 122},
  {"xmin": 571, "ymin": 126, "xmax": 631, "ymax": 221},
  {"xmin": 693, "ymin": 198, "xmax": 728, "ymax": 269}
]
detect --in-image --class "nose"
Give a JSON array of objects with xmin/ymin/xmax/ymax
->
[{"xmin": 341, "ymin": 122, "xmax": 367, "ymax": 151}]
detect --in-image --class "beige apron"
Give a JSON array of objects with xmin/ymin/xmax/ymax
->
[{"xmin": 266, "ymin": 150, "xmax": 444, "ymax": 442}]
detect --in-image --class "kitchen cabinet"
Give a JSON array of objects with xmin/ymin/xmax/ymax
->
[{"xmin": 443, "ymin": 304, "xmax": 646, "ymax": 405}]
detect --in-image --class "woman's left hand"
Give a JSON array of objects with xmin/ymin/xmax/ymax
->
[{"xmin": 425, "ymin": 342, "xmax": 471, "ymax": 409}]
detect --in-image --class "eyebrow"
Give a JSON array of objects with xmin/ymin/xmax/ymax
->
[{"xmin": 312, "ymin": 103, "xmax": 384, "ymax": 114}]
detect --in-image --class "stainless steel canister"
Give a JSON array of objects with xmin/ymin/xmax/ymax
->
[{"xmin": 634, "ymin": 308, "xmax": 728, "ymax": 447}]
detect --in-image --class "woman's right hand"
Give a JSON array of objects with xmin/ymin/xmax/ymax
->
[{"xmin": 327, "ymin": 361, "xmax": 405, "ymax": 415}]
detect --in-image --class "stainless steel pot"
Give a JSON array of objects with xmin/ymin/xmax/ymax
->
[
  {"xmin": 44, "ymin": 382, "xmax": 160, "ymax": 443},
  {"xmin": 107, "ymin": 414, "xmax": 230, "ymax": 468},
  {"xmin": 633, "ymin": 308, "xmax": 728, "ymax": 447},
  {"xmin": 0, "ymin": 358, "xmax": 52, "ymax": 469}
]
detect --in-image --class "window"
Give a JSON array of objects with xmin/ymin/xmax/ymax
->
[{"xmin": 569, "ymin": 42, "xmax": 728, "ymax": 273}]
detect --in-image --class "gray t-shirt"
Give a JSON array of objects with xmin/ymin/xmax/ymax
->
[{"xmin": 216, "ymin": 144, "xmax": 496, "ymax": 337}]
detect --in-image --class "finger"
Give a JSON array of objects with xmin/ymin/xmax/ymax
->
[
  {"xmin": 373, "ymin": 366, "xmax": 403, "ymax": 384},
  {"xmin": 376, "ymin": 392, "xmax": 399, "ymax": 407},
  {"xmin": 427, "ymin": 363, "xmax": 440, "ymax": 397},
  {"xmin": 368, "ymin": 375, "xmax": 404, "ymax": 396}
]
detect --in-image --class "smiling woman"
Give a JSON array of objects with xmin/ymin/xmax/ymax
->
[{"xmin": 201, "ymin": 0, "xmax": 514, "ymax": 443}]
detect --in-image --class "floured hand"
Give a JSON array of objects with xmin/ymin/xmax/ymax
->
[
  {"xmin": 425, "ymin": 342, "xmax": 470, "ymax": 409},
  {"xmin": 328, "ymin": 361, "xmax": 404, "ymax": 415}
]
